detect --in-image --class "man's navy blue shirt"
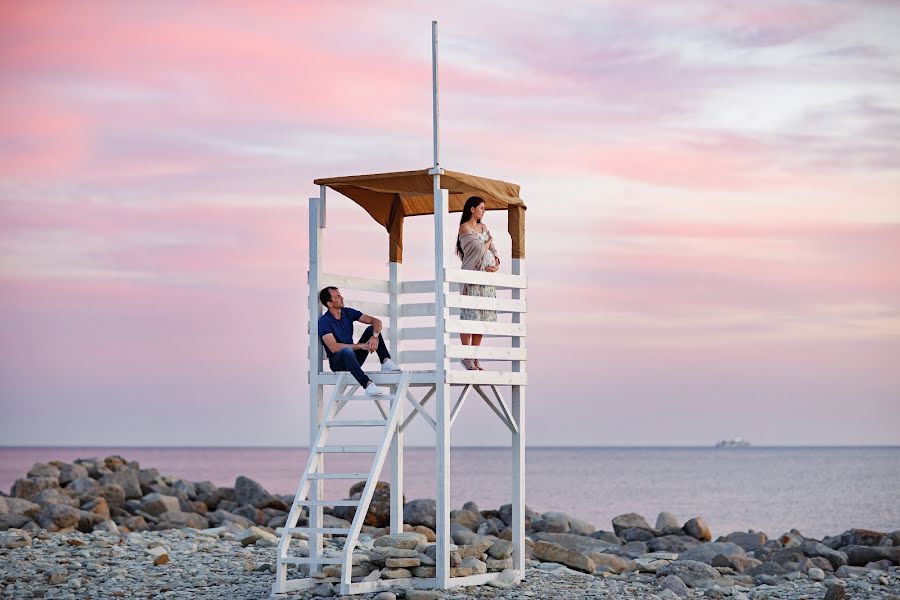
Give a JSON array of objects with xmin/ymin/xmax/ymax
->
[{"xmin": 318, "ymin": 307, "xmax": 362, "ymax": 360}]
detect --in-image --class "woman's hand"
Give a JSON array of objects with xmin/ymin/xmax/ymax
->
[{"xmin": 485, "ymin": 264, "xmax": 499, "ymax": 273}]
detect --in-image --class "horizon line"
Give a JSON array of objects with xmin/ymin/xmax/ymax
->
[{"xmin": 2, "ymin": 444, "xmax": 898, "ymax": 450}]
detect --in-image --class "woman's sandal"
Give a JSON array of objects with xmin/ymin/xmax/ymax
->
[
  {"xmin": 461, "ymin": 358, "xmax": 477, "ymax": 370},
  {"xmin": 474, "ymin": 360, "xmax": 485, "ymax": 371}
]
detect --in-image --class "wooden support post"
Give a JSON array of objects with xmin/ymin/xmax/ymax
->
[
  {"xmin": 389, "ymin": 261, "xmax": 403, "ymax": 534},
  {"xmin": 308, "ymin": 188, "xmax": 325, "ymax": 573},
  {"xmin": 511, "ymin": 258, "xmax": 526, "ymax": 575}
]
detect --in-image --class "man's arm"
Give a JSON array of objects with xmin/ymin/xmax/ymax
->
[
  {"xmin": 321, "ymin": 333, "xmax": 362, "ymax": 355},
  {"xmin": 358, "ymin": 314, "xmax": 382, "ymax": 353}
]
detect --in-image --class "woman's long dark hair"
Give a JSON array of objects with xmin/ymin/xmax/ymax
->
[{"xmin": 456, "ymin": 196, "xmax": 485, "ymax": 259}]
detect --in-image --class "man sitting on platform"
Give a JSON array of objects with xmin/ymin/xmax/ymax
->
[{"xmin": 318, "ymin": 286, "xmax": 401, "ymax": 397}]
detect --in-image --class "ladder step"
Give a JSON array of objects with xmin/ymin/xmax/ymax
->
[
  {"xmin": 295, "ymin": 500, "xmax": 360, "ymax": 507},
  {"xmin": 325, "ymin": 419, "xmax": 387, "ymax": 427},
  {"xmin": 317, "ymin": 446, "xmax": 379, "ymax": 453},
  {"xmin": 334, "ymin": 395, "xmax": 396, "ymax": 402},
  {"xmin": 278, "ymin": 556, "xmax": 345, "ymax": 565},
  {"xmin": 308, "ymin": 473, "xmax": 369, "ymax": 480},
  {"xmin": 285, "ymin": 527, "xmax": 350, "ymax": 535}
]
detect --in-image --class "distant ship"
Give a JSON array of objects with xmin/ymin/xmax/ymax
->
[{"xmin": 716, "ymin": 436, "xmax": 751, "ymax": 448}]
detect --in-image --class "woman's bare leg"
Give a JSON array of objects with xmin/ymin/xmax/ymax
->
[
  {"xmin": 461, "ymin": 333, "xmax": 471, "ymax": 345},
  {"xmin": 472, "ymin": 334, "xmax": 485, "ymax": 369}
]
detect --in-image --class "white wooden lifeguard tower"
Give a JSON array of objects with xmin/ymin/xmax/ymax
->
[{"xmin": 272, "ymin": 23, "xmax": 527, "ymax": 597}]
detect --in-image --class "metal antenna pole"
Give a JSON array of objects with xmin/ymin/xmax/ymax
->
[{"xmin": 432, "ymin": 20, "xmax": 440, "ymax": 169}]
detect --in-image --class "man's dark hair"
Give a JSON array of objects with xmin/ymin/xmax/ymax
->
[{"xmin": 319, "ymin": 286, "xmax": 338, "ymax": 307}]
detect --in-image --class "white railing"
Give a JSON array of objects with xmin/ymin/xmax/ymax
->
[{"xmin": 315, "ymin": 269, "xmax": 527, "ymax": 373}]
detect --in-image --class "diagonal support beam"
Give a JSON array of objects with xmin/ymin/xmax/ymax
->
[
  {"xmin": 472, "ymin": 385, "xmax": 517, "ymax": 434},
  {"xmin": 400, "ymin": 385, "xmax": 436, "ymax": 432},
  {"xmin": 488, "ymin": 384, "xmax": 519, "ymax": 435},
  {"xmin": 449, "ymin": 384, "xmax": 472, "ymax": 428}
]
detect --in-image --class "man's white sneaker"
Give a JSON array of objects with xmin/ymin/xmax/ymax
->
[
  {"xmin": 381, "ymin": 359, "xmax": 401, "ymax": 372},
  {"xmin": 365, "ymin": 383, "xmax": 387, "ymax": 397}
]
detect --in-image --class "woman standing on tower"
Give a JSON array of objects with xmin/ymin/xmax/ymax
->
[{"xmin": 456, "ymin": 196, "xmax": 499, "ymax": 370}]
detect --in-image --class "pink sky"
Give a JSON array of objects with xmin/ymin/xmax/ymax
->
[{"xmin": 1, "ymin": 1, "xmax": 898, "ymax": 446}]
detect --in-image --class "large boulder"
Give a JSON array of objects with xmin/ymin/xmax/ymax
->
[
  {"xmin": 374, "ymin": 532, "xmax": 428, "ymax": 550},
  {"xmin": 233, "ymin": 476, "xmax": 279, "ymax": 509},
  {"xmin": 58, "ymin": 464, "xmax": 89, "ymax": 486},
  {"xmin": 683, "ymin": 517, "xmax": 712, "ymax": 541},
  {"xmin": 843, "ymin": 545, "xmax": 899, "ymax": 567},
  {"xmin": 65, "ymin": 477, "xmax": 99, "ymax": 496},
  {"xmin": 656, "ymin": 560, "xmax": 721, "ymax": 588},
  {"xmin": 0, "ymin": 497, "xmax": 41, "ymax": 518},
  {"xmin": 498, "ymin": 503, "xmax": 539, "ymax": 528},
  {"xmin": 532, "ymin": 540, "xmax": 595, "ymax": 573},
  {"xmin": 655, "ymin": 512, "xmax": 681, "ymax": 531},
  {"xmin": 84, "ymin": 484, "xmax": 127, "ymax": 509},
  {"xmin": 720, "ymin": 531, "xmax": 767, "ymax": 551},
  {"xmin": 612, "ymin": 513, "xmax": 654, "ymax": 536},
  {"xmin": 11, "ymin": 477, "xmax": 60, "ymax": 501},
  {"xmin": 35, "ymin": 504, "xmax": 81, "ymax": 531},
  {"xmin": 823, "ymin": 529, "xmax": 886, "ymax": 549},
  {"xmin": 155, "ymin": 510, "xmax": 209, "ymax": 530},
  {"xmin": 332, "ymin": 481, "xmax": 394, "ymax": 527},
  {"xmin": 27, "ymin": 463, "xmax": 60, "ymax": 479},
  {"xmin": 403, "ymin": 499, "xmax": 436, "ymax": 530},
  {"xmin": 140, "ymin": 493, "xmax": 181, "ymax": 517},
  {"xmin": 138, "ymin": 469, "xmax": 165, "ymax": 495},
  {"xmin": 100, "ymin": 470, "xmax": 142, "ymax": 500},
  {"xmin": 649, "ymin": 535, "xmax": 702, "ymax": 554},
  {"xmin": 800, "ymin": 541, "xmax": 849, "ymax": 570},
  {"xmin": 451, "ymin": 508, "xmax": 485, "ymax": 532},
  {"xmin": 31, "ymin": 488, "xmax": 79, "ymax": 508},
  {"xmin": 679, "ymin": 541, "xmax": 745, "ymax": 565},
  {"xmin": 205, "ymin": 509, "xmax": 255, "ymax": 529}
]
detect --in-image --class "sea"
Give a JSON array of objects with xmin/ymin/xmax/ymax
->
[{"xmin": 2, "ymin": 446, "xmax": 897, "ymax": 540}]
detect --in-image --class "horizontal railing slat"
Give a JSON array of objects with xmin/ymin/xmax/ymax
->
[
  {"xmin": 345, "ymin": 299, "xmax": 389, "ymax": 317},
  {"xmin": 445, "ymin": 320, "xmax": 527, "ymax": 337},
  {"xmin": 445, "ymin": 295, "xmax": 526, "ymax": 313},
  {"xmin": 445, "ymin": 370, "xmax": 528, "ymax": 385},
  {"xmin": 399, "ymin": 327, "xmax": 436, "ymax": 341},
  {"xmin": 320, "ymin": 273, "xmax": 389, "ymax": 294},
  {"xmin": 399, "ymin": 350, "xmax": 437, "ymax": 364},
  {"xmin": 445, "ymin": 345, "xmax": 526, "ymax": 360},
  {"xmin": 444, "ymin": 269, "xmax": 527, "ymax": 289},
  {"xmin": 400, "ymin": 302, "xmax": 436, "ymax": 318},
  {"xmin": 400, "ymin": 280, "xmax": 436, "ymax": 294}
]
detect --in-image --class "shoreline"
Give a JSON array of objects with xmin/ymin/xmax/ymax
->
[{"xmin": 1, "ymin": 455, "xmax": 899, "ymax": 599}]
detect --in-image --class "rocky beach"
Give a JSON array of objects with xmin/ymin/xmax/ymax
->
[{"xmin": 1, "ymin": 456, "xmax": 898, "ymax": 599}]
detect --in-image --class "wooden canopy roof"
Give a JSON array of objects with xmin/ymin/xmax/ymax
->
[{"xmin": 314, "ymin": 169, "xmax": 526, "ymax": 262}]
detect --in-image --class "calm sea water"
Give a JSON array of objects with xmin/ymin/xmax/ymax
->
[{"xmin": 2, "ymin": 446, "xmax": 897, "ymax": 540}]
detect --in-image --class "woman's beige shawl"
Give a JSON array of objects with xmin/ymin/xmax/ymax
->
[{"xmin": 458, "ymin": 225, "xmax": 497, "ymax": 271}]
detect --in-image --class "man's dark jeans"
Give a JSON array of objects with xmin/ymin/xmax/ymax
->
[{"xmin": 328, "ymin": 326, "xmax": 391, "ymax": 388}]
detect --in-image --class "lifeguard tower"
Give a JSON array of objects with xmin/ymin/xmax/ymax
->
[{"xmin": 272, "ymin": 23, "xmax": 527, "ymax": 597}]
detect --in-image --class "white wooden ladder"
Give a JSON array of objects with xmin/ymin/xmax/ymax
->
[{"xmin": 273, "ymin": 371, "xmax": 411, "ymax": 596}]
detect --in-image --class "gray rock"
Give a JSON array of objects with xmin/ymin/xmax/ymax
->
[
  {"xmin": 65, "ymin": 477, "xmax": 99, "ymax": 496},
  {"xmin": 312, "ymin": 582, "xmax": 334, "ymax": 597},
  {"xmin": 621, "ymin": 540, "xmax": 649, "ymax": 557},
  {"xmin": 488, "ymin": 539, "xmax": 513, "ymax": 559},
  {"xmin": 660, "ymin": 574, "xmax": 691, "ymax": 598},
  {"xmin": 590, "ymin": 530, "xmax": 622, "ymax": 545},
  {"xmin": 451, "ymin": 508, "xmax": 485, "ymax": 531},
  {"xmin": 58, "ymin": 464, "xmax": 89, "ymax": 486},
  {"xmin": 35, "ymin": 504, "xmax": 81, "ymax": 531},
  {"xmin": 800, "ymin": 540, "xmax": 849, "ymax": 570},
  {"xmin": 99, "ymin": 470, "xmax": 142, "ymax": 500},
  {"xmin": 27, "ymin": 462, "xmax": 61, "ymax": 479},
  {"xmin": 31, "ymin": 488, "xmax": 78, "ymax": 508},
  {"xmin": 451, "ymin": 528, "xmax": 479, "ymax": 545},
  {"xmin": 532, "ymin": 532, "xmax": 619, "ymax": 557},
  {"xmin": 171, "ymin": 479, "xmax": 196, "ymax": 499},
  {"xmin": 683, "ymin": 517, "xmax": 711, "ymax": 541},
  {"xmin": 680, "ymin": 541, "xmax": 745, "ymax": 564},
  {"xmin": 407, "ymin": 591, "xmax": 443, "ymax": 600},
  {"xmin": 85, "ymin": 484, "xmax": 127, "ymax": 509},
  {"xmin": 808, "ymin": 567, "xmax": 825, "ymax": 581},
  {"xmin": 11, "ymin": 477, "xmax": 60, "ymax": 501},
  {"xmin": 748, "ymin": 561, "xmax": 787, "ymax": 577},
  {"xmin": 0, "ymin": 512, "xmax": 31, "ymax": 530},
  {"xmin": 649, "ymin": 535, "xmax": 702, "ymax": 554},
  {"xmin": 843, "ymin": 544, "xmax": 898, "ymax": 566},
  {"xmin": 156, "ymin": 510, "xmax": 209, "ymax": 529},
  {"xmin": 403, "ymin": 498, "xmax": 436, "ymax": 529},
  {"xmin": 612, "ymin": 512, "xmax": 654, "ymax": 536},
  {"xmin": 721, "ymin": 531, "xmax": 767, "ymax": 551},
  {"xmin": 140, "ymin": 493, "xmax": 181, "ymax": 517},
  {"xmin": 498, "ymin": 502, "xmax": 539, "ymax": 527},
  {"xmin": 372, "ymin": 593, "xmax": 396, "ymax": 600},
  {"xmin": 0, "ymin": 497, "xmax": 41, "ymax": 518},
  {"xmin": 620, "ymin": 527, "xmax": 656, "ymax": 542},
  {"xmin": 656, "ymin": 512, "xmax": 681, "ymax": 531},
  {"xmin": 657, "ymin": 560, "xmax": 721, "ymax": 587},
  {"xmin": 374, "ymin": 532, "xmax": 428, "ymax": 550},
  {"xmin": 532, "ymin": 540, "xmax": 595, "ymax": 573},
  {"xmin": 824, "ymin": 583, "xmax": 847, "ymax": 600},
  {"xmin": 233, "ymin": 476, "xmax": 275, "ymax": 509},
  {"xmin": 205, "ymin": 509, "xmax": 254, "ymax": 529}
]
